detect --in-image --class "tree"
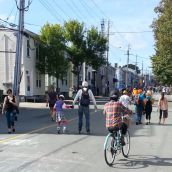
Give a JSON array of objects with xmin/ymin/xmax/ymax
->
[
  {"xmin": 86, "ymin": 27, "xmax": 107, "ymax": 69},
  {"xmin": 151, "ymin": 0, "xmax": 172, "ymax": 84},
  {"xmin": 36, "ymin": 23, "xmax": 69, "ymax": 92},
  {"xmin": 64, "ymin": 20, "xmax": 107, "ymax": 88},
  {"xmin": 122, "ymin": 64, "xmax": 141, "ymax": 74},
  {"xmin": 64, "ymin": 20, "xmax": 86, "ymax": 88}
]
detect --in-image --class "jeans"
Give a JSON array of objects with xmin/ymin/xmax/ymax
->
[
  {"xmin": 136, "ymin": 107, "xmax": 143, "ymax": 123},
  {"xmin": 5, "ymin": 111, "xmax": 15, "ymax": 129},
  {"xmin": 78, "ymin": 105, "xmax": 90, "ymax": 131}
]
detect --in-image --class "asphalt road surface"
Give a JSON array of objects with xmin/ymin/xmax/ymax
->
[{"xmin": 0, "ymin": 99, "xmax": 172, "ymax": 172}]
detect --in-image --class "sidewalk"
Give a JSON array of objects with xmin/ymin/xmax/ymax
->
[
  {"xmin": 19, "ymin": 102, "xmax": 47, "ymax": 109},
  {"xmin": 152, "ymin": 94, "xmax": 172, "ymax": 102}
]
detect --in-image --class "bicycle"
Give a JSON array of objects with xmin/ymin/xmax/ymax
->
[{"xmin": 104, "ymin": 116, "xmax": 130, "ymax": 166}]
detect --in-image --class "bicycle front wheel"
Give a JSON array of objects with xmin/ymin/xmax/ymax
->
[
  {"xmin": 104, "ymin": 133, "xmax": 116, "ymax": 166},
  {"xmin": 122, "ymin": 130, "xmax": 130, "ymax": 158}
]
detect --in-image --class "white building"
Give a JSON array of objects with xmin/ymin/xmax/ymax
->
[{"xmin": 0, "ymin": 28, "xmax": 45, "ymax": 97}]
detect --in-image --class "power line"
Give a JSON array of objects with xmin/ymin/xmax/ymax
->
[
  {"xmin": 15, "ymin": 0, "xmax": 33, "ymax": 11},
  {"xmin": 42, "ymin": 0, "xmax": 65, "ymax": 21},
  {"xmin": 52, "ymin": 0, "xmax": 71, "ymax": 20},
  {"xmin": 6, "ymin": 4, "xmax": 16, "ymax": 21},
  {"xmin": 38, "ymin": 0, "xmax": 63, "ymax": 22},
  {"xmin": 110, "ymin": 31, "xmax": 153, "ymax": 34},
  {"xmin": 0, "ymin": 18, "xmax": 18, "ymax": 28},
  {"xmin": 14, "ymin": 9, "xmax": 18, "ymax": 24},
  {"xmin": 69, "ymin": 0, "xmax": 87, "ymax": 21},
  {"xmin": 63, "ymin": 0, "xmax": 83, "ymax": 21},
  {"xmin": 90, "ymin": 0, "xmax": 109, "ymax": 19},
  {"xmin": 79, "ymin": 0, "xmax": 97, "ymax": 20}
]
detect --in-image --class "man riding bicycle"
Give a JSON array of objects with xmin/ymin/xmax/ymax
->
[{"xmin": 103, "ymin": 90, "xmax": 132, "ymax": 145}]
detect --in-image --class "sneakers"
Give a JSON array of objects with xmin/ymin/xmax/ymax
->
[
  {"xmin": 62, "ymin": 126, "xmax": 66, "ymax": 133},
  {"xmin": 57, "ymin": 127, "xmax": 60, "ymax": 134},
  {"xmin": 86, "ymin": 129, "xmax": 90, "ymax": 135}
]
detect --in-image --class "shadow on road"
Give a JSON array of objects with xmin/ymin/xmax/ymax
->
[{"xmin": 111, "ymin": 154, "xmax": 172, "ymax": 169}]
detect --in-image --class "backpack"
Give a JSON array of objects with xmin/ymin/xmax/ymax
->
[
  {"xmin": 80, "ymin": 88, "xmax": 90, "ymax": 106},
  {"xmin": 145, "ymin": 99, "xmax": 152, "ymax": 112}
]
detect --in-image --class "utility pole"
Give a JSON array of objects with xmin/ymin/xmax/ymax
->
[
  {"xmin": 135, "ymin": 55, "xmax": 137, "ymax": 74},
  {"xmin": 13, "ymin": 0, "xmax": 25, "ymax": 97},
  {"xmin": 82, "ymin": 62, "xmax": 86, "ymax": 82},
  {"xmin": 125, "ymin": 44, "xmax": 130, "ymax": 88},
  {"xmin": 106, "ymin": 20, "xmax": 110, "ymax": 96},
  {"xmin": 142, "ymin": 61, "xmax": 143, "ymax": 77}
]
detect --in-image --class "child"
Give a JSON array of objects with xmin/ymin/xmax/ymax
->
[
  {"xmin": 54, "ymin": 95, "xmax": 68, "ymax": 134},
  {"xmin": 144, "ymin": 91, "xmax": 153, "ymax": 125}
]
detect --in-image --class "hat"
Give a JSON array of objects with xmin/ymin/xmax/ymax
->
[
  {"xmin": 82, "ymin": 81, "xmax": 88, "ymax": 87},
  {"xmin": 123, "ymin": 90, "xmax": 127, "ymax": 94},
  {"xmin": 109, "ymin": 90, "xmax": 119, "ymax": 99},
  {"xmin": 59, "ymin": 95, "xmax": 65, "ymax": 99}
]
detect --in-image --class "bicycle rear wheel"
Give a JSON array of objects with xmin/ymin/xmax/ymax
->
[
  {"xmin": 122, "ymin": 130, "xmax": 130, "ymax": 158},
  {"xmin": 104, "ymin": 133, "xmax": 116, "ymax": 166}
]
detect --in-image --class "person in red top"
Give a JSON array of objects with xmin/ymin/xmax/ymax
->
[{"xmin": 103, "ymin": 90, "xmax": 132, "ymax": 138}]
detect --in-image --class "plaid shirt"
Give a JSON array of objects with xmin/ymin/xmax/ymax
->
[{"xmin": 104, "ymin": 101, "xmax": 132, "ymax": 128}]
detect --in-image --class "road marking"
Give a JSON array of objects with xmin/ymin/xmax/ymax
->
[
  {"xmin": 0, "ymin": 109, "xmax": 101, "ymax": 144},
  {"xmin": 0, "ymin": 117, "xmax": 77, "ymax": 144}
]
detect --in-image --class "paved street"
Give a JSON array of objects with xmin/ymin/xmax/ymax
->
[{"xmin": 0, "ymin": 98, "xmax": 172, "ymax": 172}]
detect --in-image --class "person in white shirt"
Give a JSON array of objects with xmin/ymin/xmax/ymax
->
[{"xmin": 119, "ymin": 90, "xmax": 131, "ymax": 108}]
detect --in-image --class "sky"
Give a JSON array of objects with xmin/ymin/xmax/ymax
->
[{"xmin": 0, "ymin": 0, "xmax": 160, "ymax": 74}]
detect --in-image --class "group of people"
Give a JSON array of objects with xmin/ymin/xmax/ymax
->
[
  {"xmin": 132, "ymin": 88, "xmax": 168, "ymax": 125},
  {"xmin": 1, "ymin": 84, "xmax": 168, "ymax": 135},
  {"xmin": 46, "ymin": 82, "xmax": 132, "ymax": 139},
  {"xmin": 46, "ymin": 82, "xmax": 98, "ymax": 134}
]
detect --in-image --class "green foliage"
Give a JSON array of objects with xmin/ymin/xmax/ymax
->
[
  {"xmin": 64, "ymin": 20, "xmax": 86, "ymax": 75},
  {"xmin": 86, "ymin": 27, "xmax": 107, "ymax": 69},
  {"xmin": 64, "ymin": 20, "xmax": 107, "ymax": 87},
  {"xmin": 122, "ymin": 64, "xmax": 141, "ymax": 74},
  {"xmin": 37, "ymin": 20, "xmax": 108, "ymax": 89},
  {"xmin": 151, "ymin": 0, "xmax": 172, "ymax": 84},
  {"xmin": 36, "ymin": 23, "xmax": 69, "ymax": 82}
]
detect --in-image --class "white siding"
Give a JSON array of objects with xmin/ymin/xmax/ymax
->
[{"xmin": 0, "ymin": 29, "xmax": 45, "ymax": 96}]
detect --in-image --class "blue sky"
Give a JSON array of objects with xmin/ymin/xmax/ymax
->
[{"xmin": 0, "ymin": 0, "xmax": 160, "ymax": 74}]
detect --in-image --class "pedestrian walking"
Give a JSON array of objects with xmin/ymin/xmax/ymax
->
[
  {"xmin": 144, "ymin": 91, "xmax": 153, "ymax": 125},
  {"xmin": 54, "ymin": 95, "xmax": 70, "ymax": 134},
  {"xmin": 158, "ymin": 92, "xmax": 168, "ymax": 124},
  {"xmin": 119, "ymin": 90, "xmax": 131, "ymax": 108},
  {"xmin": 1, "ymin": 89, "xmax": 18, "ymax": 134},
  {"xmin": 73, "ymin": 81, "xmax": 97, "ymax": 134},
  {"xmin": 134, "ymin": 89, "xmax": 145, "ymax": 125},
  {"xmin": 46, "ymin": 85, "xmax": 57, "ymax": 121}
]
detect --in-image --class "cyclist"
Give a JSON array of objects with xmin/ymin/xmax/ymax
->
[{"xmin": 103, "ymin": 90, "xmax": 132, "ymax": 145}]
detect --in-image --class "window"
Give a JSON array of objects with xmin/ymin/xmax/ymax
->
[
  {"xmin": 36, "ymin": 72, "xmax": 41, "ymax": 88},
  {"xmin": 36, "ymin": 46, "xmax": 39, "ymax": 60},
  {"xmin": 27, "ymin": 40, "xmax": 30, "ymax": 57},
  {"xmin": 88, "ymin": 72, "xmax": 91, "ymax": 81},
  {"xmin": 27, "ymin": 76, "xmax": 30, "ymax": 91}
]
